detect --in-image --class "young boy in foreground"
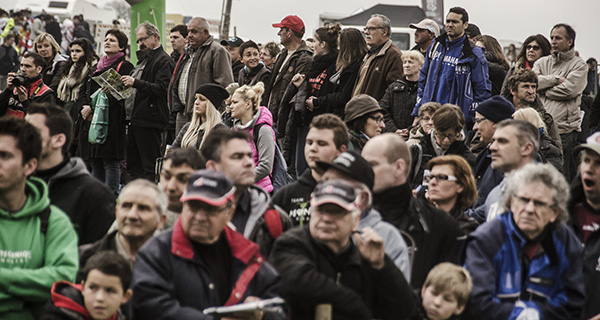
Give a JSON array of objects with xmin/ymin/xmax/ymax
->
[
  {"xmin": 42, "ymin": 251, "xmax": 133, "ymax": 320},
  {"xmin": 413, "ymin": 262, "xmax": 472, "ymax": 320}
]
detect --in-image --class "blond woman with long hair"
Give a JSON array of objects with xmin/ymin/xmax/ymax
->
[
  {"xmin": 231, "ymin": 82, "xmax": 276, "ymax": 193},
  {"xmin": 172, "ymin": 84, "xmax": 228, "ymax": 149}
]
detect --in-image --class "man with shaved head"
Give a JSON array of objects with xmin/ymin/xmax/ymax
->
[{"xmin": 362, "ymin": 133, "xmax": 463, "ymax": 288}]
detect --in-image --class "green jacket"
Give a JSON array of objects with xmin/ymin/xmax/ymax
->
[{"xmin": 0, "ymin": 177, "xmax": 79, "ymax": 320}]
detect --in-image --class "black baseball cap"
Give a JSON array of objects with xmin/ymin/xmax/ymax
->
[
  {"xmin": 316, "ymin": 151, "xmax": 375, "ymax": 190},
  {"xmin": 312, "ymin": 179, "xmax": 357, "ymax": 211},
  {"xmin": 181, "ymin": 170, "xmax": 235, "ymax": 206}
]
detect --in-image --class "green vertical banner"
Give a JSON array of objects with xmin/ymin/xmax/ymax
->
[{"xmin": 126, "ymin": 0, "xmax": 166, "ymax": 65}]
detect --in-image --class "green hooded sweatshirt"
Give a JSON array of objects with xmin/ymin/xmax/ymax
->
[{"xmin": 0, "ymin": 176, "xmax": 79, "ymax": 320}]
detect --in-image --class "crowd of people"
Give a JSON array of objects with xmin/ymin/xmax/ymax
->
[{"xmin": 0, "ymin": 4, "xmax": 600, "ymax": 320}]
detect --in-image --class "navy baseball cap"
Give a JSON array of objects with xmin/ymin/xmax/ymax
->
[{"xmin": 181, "ymin": 170, "xmax": 235, "ymax": 206}]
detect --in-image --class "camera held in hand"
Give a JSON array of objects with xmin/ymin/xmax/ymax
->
[{"xmin": 11, "ymin": 74, "xmax": 28, "ymax": 87}]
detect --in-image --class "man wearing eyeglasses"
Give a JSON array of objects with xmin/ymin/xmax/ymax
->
[
  {"xmin": 409, "ymin": 104, "xmax": 475, "ymax": 188},
  {"xmin": 533, "ymin": 23, "xmax": 587, "ymax": 183},
  {"xmin": 411, "ymin": 7, "xmax": 491, "ymax": 128},
  {"xmin": 121, "ymin": 21, "xmax": 174, "ymax": 182},
  {"xmin": 132, "ymin": 169, "xmax": 284, "ymax": 319},
  {"xmin": 351, "ymin": 14, "xmax": 403, "ymax": 101},
  {"xmin": 462, "ymin": 162, "xmax": 584, "ymax": 320},
  {"xmin": 471, "ymin": 119, "xmax": 539, "ymax": 223}
]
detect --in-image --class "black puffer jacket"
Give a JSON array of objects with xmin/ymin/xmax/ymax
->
[
  {"xmin": 380, "ymin": 77, "xmax": 419, "ymax": 132},
  {"xmin": 373, "ymin": 184, "xmax": 464, "ymax": 288},
  {"xmin": 270, "ymin": 168, "xmax": 317, "ymax": 226},
  {"xmin": 270, "ymin": 226, "xmax": 416, "ymax": 320}
]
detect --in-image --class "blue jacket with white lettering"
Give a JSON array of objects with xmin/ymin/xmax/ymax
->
[
  {"xmin": 412, "ymin": 34, "xmax": 491, "ymax": 123},
  {"xmin": 461, "ymin": 211, "xmax": 584, "ymax": 320}
]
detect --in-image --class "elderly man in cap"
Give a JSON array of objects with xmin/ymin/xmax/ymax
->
[
  {"xmin": 220, "ymin": 36, "xmax": 244, "ymax": 78},
  {"xmin": 270, "ymin": 179, "xmax": 416, "ymax": 320},
  {"xmin": 132, "ymin": 170, "xmax": 284, "ymax": 319},
  {"xmin": 409, "ymin": 18, "xmax": 440, "ymax": 56},
  {"xmin": 317, "ymin": 151, "xmax": 411, "ymax": 279},
  {"xmin": 471, "ymin": 95, "xmax": 514, "ymax": 208},
  {"xmin": 265, "ymin": 15, "xmax": 312, "ymax": 171},
  {"xmin": 568, "ymin": 132, "xmax": 600, "ymax": 320}
]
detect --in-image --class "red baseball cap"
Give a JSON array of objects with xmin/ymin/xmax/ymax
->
[{"xmin": 272, "ymin": 15, "xmax": 305, "ymax": 34}]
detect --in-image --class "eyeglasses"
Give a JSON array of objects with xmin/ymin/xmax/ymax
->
[
  {"xmin": 369, "ymin": 115, "xmax": 384, "ymax": 123},
  {"xmin": 512, "ymin": 195, "xmax": 556, "ymax": 211},
  {"xmin": 434, "ymin": 131, "xmax": 460, "ymax": 140},
  {"xmin": 137, "ymin": 35, "xmax": 149, "ymax": 44},
  {"xmin": 363, "ymin": 26, "xmax": 384, "ymax": 32},
  {"xmin": 526, "ymin": 45, "xmax": 541, "ymax": 51},
  {"xmin": 474, "ymin": 117, "xmax": 487, "ymax": 124},
  {"xmin": 424, "ymin": 174, "xmax": 458, "ymax": 183}
]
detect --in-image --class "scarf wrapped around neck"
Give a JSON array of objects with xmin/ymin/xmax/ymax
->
[
  {"xmin": 57, "ymin": 63, "xmax": 90, "ymax": 102},
  {"xmin": 96, "ymin": 52, "xmax": 125, "ymax": 72}
]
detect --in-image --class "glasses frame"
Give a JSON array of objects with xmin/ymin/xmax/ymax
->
[
  {"xmin": 363, "ymin": 26, "xmax": 384, "ymax": 32},
  {"xmin": 434, "ymin": 131, "xmax": 460, "ymax": 141},
  {"xmin": 424, "ymin": 173, "xmax": 458, "ymax": 183},
  {"xmin": 526, "ymin": 45, "xmax": 541, "ymax": 51}
]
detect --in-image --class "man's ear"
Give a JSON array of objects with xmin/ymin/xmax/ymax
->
[
  {"xmin": 205, "ymin": 160, "xmax": 218, "ymax": 170},
  {"xmin": 24, "ymin": 158, "xmax": 37, "ymax": 177},
  {"xmin": 337, "ymin": 144, "xmax": 347, "ymax": 155},
  {"xmin": 52, "ymin": 133, "xmax": 66, "ymax": 151},
  {"xmin": 156, "ymin": 213, "xmax": 167, "ymax": 230},
  {"xmin": 521, "ymin": 142, "xmax": 534, "ymax": 157},
  {"xmin": 121, "ymin": 289, "xmax": 133, "ymax": 304},
  {"xmin": 35, "ymin": 65, "xmax": 42, "ymax": 74}
]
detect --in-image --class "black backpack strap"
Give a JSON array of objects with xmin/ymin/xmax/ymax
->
[{"xmin": 39, "ymin": 205, "xmax": 51, "ymax": 234}]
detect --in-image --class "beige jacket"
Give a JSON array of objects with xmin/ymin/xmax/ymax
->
[{"xmin": 533, "ymin": 48, "xmax": 587, "ymax": 134}]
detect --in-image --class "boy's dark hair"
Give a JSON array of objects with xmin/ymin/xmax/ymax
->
[
  {"xmin": 164, "ymin": 147, "xmax": 205, "ymax": 170},
  {"xmin": 309, "ymin": 114, "xmax": 349, "ymax": 149},
  {"xmin": 200, "ymin": 128, "xmax": 250, "ymax": 163},
  {"xmin": 4, "ymin": 34, "xmax": 14, "ymax": 41},
  {"xmin": 28, "ymin": 103, "xmax": 73, "ymax": 156},
  {"xmin": 105, "ymin": 29, "xmax": 129, "ymax": 52},
  {"xmin": 0, "ymin": 117, "xmax": 41, "ymax": 164},
  {"xmin": 448, "ymin": 7, "xmax": 469, "ymax": 23},
  {"xmin": 23, "ymin": 51, "xmax": 44, "ymax": 68},
  {"xmin": 552, "ymin": 23, "xmax": 576, "ymax": 49},
  {"xmin": 239, "ymin": 40, "xmax": 259, "ymax": 57},
  {"xmin": 170, "ymin": 24, "xmax": 188, "ymax": 38},
  {"xmin": 433, "ymin": 104, "xmax": 465, "ymax": 133},
  {"xmin": 82, "ymin": 251, "xmax": 132, "ymax": 291}
]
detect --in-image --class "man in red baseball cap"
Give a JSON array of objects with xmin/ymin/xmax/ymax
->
[{"xmin": 264, "ymin": 15, "xmax": 313, "ymax": 178}]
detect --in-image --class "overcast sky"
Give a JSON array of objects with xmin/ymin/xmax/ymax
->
[
  {"xmin": 165, "ymin": 0, "xmax": 599, "ymax": 60},
  {"xmin": 2, "ymin": 0, "xmax": 598, "ymax": 59}
]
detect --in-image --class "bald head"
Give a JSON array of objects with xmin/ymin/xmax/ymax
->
[{"xmin": 362, "ymin": 134, "xmax": 411, "ymax": 192}]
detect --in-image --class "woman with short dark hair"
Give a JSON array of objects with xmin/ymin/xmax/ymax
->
[{"xmin": 78, "ymin": 29, "xmax": 133, "ymax": 194}]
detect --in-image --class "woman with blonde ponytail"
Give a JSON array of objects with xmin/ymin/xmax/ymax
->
[
  {"xmin": 231, "ymin": 82, "xmax": 277, "ymax": 193},
  {"xmin": 172, "ymin": 84, "xmax": 228, "ymax": 149}
]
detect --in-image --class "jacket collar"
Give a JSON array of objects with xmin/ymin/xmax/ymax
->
[
  {"xmin": 551, "ymin": 48, "xmax": 576, "ymax": 62},
  {"xmin": 171, "ymin": 216, "xmax": 260, "ymax": 264},
  {"xmin": 51, "ymin": 281, "xmax": 119, "ymax": 320},
  {"xmin": 434, "ymin": 33, "xmax": 476, "ymax": 59}
]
